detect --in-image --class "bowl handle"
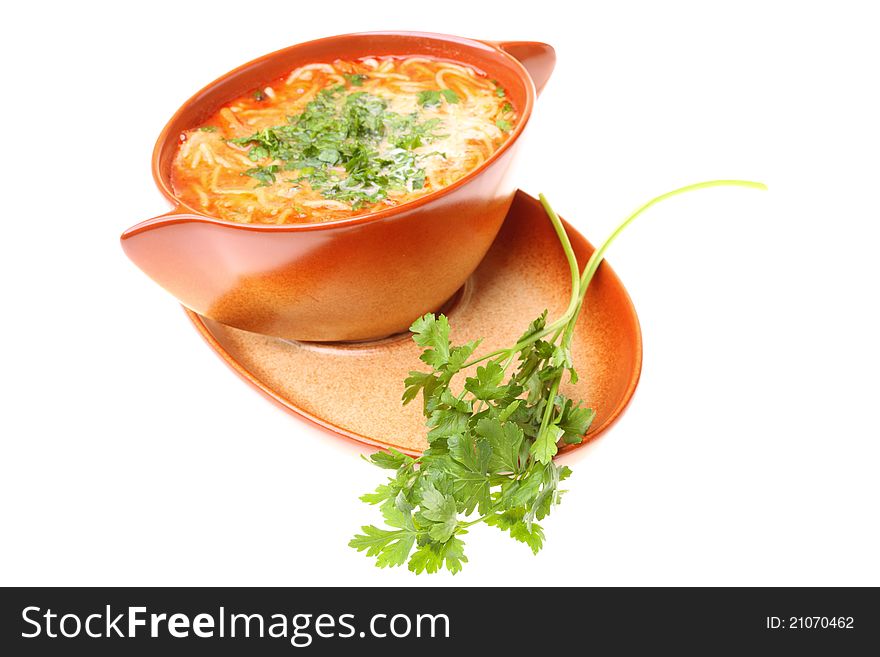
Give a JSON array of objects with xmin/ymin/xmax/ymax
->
[{"xmin": 489, "ymin": 40, "xmax": 556, "ymax": 95}]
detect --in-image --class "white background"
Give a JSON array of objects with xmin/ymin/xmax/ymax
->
[{"xmin": 1, "ymin": 0, "xmax": 878, "ymax": 586}]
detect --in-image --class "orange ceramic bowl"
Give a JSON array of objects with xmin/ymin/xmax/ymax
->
[{"xmin": 121, "ymin": 32, "xmax": 555, "ymax": 342}]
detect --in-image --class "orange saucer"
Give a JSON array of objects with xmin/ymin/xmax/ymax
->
[{"xmin": 186, "ymin": 190, "xmax": 642, "ymax": 456}]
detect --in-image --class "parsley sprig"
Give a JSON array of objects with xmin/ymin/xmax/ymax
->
[
  {"xmin": 231, "ymin": 86, "xmax": 443, "ymax": 207},
  {"xmin": 351, "ymin": 180, "xmax": 767, "ymax": 574}
]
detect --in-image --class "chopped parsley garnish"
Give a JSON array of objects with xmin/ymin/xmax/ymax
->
[
  {"xmin": 243, "ymin": 164, "xmax": 279, "ymax": 186},
  {"xmin": 231, "ymin": 86, "xmax": 444, "ymax": 205},
  {"xmin": 496, "ymin": 119, "xmax": 512, "ymax": 132},
  {"xmin": 198, "ymin": 126, "xmax": 218, "ymax": 132},
  {"xmin": 253, "ymin": 88, "xmax": 266, "ymax": 101},
  {"xmin": 502, "ymin": 102, "xmax": 513, "ymax": 113},
  {"xmin": 344, "ymin": 73, "xmax": 368, "ymax": 87},
  {"xmin": 418, "ymin": 89, "xmax": 460, "ymax": 108},
  {"xmin": 442, "ymin": 89, "xmax": 460, "ymax": 104},
  {"xmin": 418, "ymin": 90, "xmax": 441, "ymax": 107}
]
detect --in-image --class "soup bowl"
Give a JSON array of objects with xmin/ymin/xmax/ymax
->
[{"xmin": 121, "ymin": 31, "xmax": 555, "ymax": 342}]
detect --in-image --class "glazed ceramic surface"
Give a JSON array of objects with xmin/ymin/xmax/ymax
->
[
  {"xmin": 122, "ymin": 32, "xmax": 555, "ymax": 342},
  {"xmin": 186, "ymin": 191, "xmax": 642, "ymax": 455}
]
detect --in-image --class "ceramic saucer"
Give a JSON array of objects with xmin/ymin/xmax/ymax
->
[{"xmin": 185, "ymin": 190, "xmax": 642, "ymax": 456}]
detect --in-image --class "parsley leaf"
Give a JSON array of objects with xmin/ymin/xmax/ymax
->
[
  {"xmin": 368, "ymin": 448, "xmax": 412, "ymax": 470},
  {"xmin": 476, "ymin": 418, "xmax": 524, "ymax": 474},
  {"xmin": 464, "ymin": 361, "xmax": 510, "ymax": 401},
  {"xmin": 418, "ymin": 90, "xmax": 442, "ymax": 108},
  {"xmin": 419, "ymin": 480, "xmax": 459, "ymax": 542},
  {"xmin": 442, "ymin": 89, "xmax": 460, "ymax": 104},
  {"xmin": 349, "ymin": 525, "xmax": 416, "ymax": 568},
  {"xmin": 243, "ymin": 165, "xmax": 279, "ymax": 186},
  {"xmin": 531, "ymin": 424, "xmax": 563, "ymax": 464},
  {"xmin": 426, "ymin": 406, "xmax": 470, "ymax": 442},
  {"xmin": 344, "ymin": 73, "xmax": 368, "ymax": 86},
  {"xmin": 486, "ymin": 508, "xmax": 545, "ymax": 554},
  {"xmin": 408, "ymin": 536, "xmax": 467, "ymax": 575},
  {"xmin": 559, "ymin": 402, "xmax": 595, "ymax": 444},
  {"xmin": 410, "ymin": 313, "xmax": 451, "ymax": 367},
  {"xmin": 418, "ymin": 89, "xmax": 460, "ymax": 108},
  {"xmin": 446, "ymin": 434, "xmax": 492, "ymax": 514}
]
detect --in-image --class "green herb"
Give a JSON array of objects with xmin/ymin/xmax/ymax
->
[
  {"xmin": 496, "ymin": 119, "xmax": 512, "ymax": 132},
  {"xmin": 418, "ymin": 90, "xmax": 442, "ymax": 108},
  {"xmin": 418, "ymin": 89, "xmax": 460, "ymax": 108},
  {"xmin": 442, "ymin": 89, "xmax": 460, "ymax": 104},
  {"xmin": 502, "ymin": 102, "xmax": 513, "ymax": 113},
  {"xmin": 198, "ymin": 126, "xmax": 218, "ymax": 132},
  {"xmin": 492, "ymin": 81, "xmax": 506, "ymax": 98},
  {"xmin": 351, "ymin": 180, "xmax": 767, "ymax": 574},
  {"xmin": 253, "ymin": 88, "xmax": 266, "ymax": 101},
  {"xmin": 344, "ymin": 73, "xmax": 368, "ymax": 87},
  {"xmin": 243, "ymin": 164, "xmax": 279, "ymax": 186},
  {"xmin": 231, "ymin": 86, "xmax": 443, "ymax": 205}
]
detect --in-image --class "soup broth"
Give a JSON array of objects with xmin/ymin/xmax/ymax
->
[{"xmin": 171, "ymin": 56, "xmax": 518, "ymax": 224}]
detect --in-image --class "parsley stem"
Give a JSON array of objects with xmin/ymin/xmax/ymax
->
[
  {"xmin": 464, "ymin": 180, "xmax": 767, "ymax": 369},
  {"xmin": 539, "ymin": 193, "xmax": 581, "ymax": 327},
  {"xmin": 572, "ymin": 180, "xmax": 767, "ymax": 309},
  {"xmin": 536, "ymin": 180, "xmax": 769, "ymax": 453},
  {"xmin": 459, "ymin": 502, "xmax": 505, "ymax": 528},
  {"xmin": 537, "ymin": 376, "xmax": 562, "ymax": 436},
  {"xmin": 459, "ymin": 196, "xmax": 581, "ymax": 369},
  {"xmin": 461, "ymin": 180, "xmax": 767, "ymax": 372}
]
